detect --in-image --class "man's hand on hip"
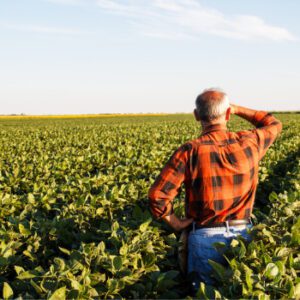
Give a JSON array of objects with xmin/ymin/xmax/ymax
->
[{"xmin": 162, "ymin": 214, "xmax": 194, "ymax": 231}]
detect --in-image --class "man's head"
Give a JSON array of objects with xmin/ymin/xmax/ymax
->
[{"xmin": 194, "ymin": 88, "xmax": 231, "ymax": 125}]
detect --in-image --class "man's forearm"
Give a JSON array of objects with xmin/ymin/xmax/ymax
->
[{"xmin": 231, "ymin": 104, "xmax": 257, "ymax": 125}]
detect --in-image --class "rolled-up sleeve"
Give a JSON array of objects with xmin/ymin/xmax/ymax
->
[
  {"xmin": 148, "ymin": 144, "xmax": 190, "ymax": 219},
  {"xmin": 251, "ymin": 111, "xmax": 282, "ymax": 160}
]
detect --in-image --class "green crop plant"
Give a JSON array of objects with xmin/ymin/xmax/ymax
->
[{"xmin": 0, "ymin": 114, "xmax": 299, "ymax": 299}]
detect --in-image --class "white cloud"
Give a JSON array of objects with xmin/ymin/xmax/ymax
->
[
  {"xmin": 95, "ymin": 0, "xmax": 296, "ymax": 41},
  {"xmin": 44, "ymin": 0, "xmax": 86, "ymax": 5}
]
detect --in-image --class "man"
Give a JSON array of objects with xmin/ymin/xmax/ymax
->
[{"xmin": 148, "ymin": 88, "xmax": 282, "ymax": 286}]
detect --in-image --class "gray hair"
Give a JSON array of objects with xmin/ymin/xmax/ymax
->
[{"xmin": 195, "ymin": 88, "xmax": 230, "ymax": 122}]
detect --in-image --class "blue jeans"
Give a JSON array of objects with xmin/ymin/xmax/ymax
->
[{"xmin": 188, "ymin": 222, "xmax": 252, "ymax": 286}]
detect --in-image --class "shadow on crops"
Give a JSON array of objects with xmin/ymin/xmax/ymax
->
[
  {"xmin": 120, "ymin": 269, "xmax": 195, "ymax": 299},
  {"xmin": 255, "ymin": 147, "xmax": 300, "ymax": 209}
]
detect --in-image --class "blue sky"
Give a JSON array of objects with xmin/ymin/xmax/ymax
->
[{"xmin": 0, "ymin": 0, "xmax": 299, "ymax": 114}]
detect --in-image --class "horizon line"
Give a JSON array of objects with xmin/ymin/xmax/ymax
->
[{"xmin": 0, "ymin": 111, "xmax": 299, "ymax": 119}]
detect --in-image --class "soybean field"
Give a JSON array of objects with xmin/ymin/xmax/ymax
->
[{"xmin": 0, "ymin": 113, "xmax": 299, "ymax": 299}]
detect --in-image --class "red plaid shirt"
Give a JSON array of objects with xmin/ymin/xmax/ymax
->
[{"xmin": 148, "ymin": 111, "xmax": 282, "ymax": 225}]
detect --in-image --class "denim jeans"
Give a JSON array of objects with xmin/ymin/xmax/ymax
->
[{"xmin": 187, "ymin": 222, "xmax": 252, "ymax": 287}]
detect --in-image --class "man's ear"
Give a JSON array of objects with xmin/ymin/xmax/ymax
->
[
  {"xmin": 225, "ymin": 107, "xmax": 231, "ymax": 121},
  {"xmin": 194, "ymin": 109, "xmax": 200, "ymax": 121}
]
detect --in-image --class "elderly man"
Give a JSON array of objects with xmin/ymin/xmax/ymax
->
[{"xmin": 148, "ymin": 88, "xmax": 282, "ymax": 286}]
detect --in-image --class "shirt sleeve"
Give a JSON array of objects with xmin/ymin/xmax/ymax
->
[
  {"xmin": 251, "ymin": 111, "xmax": 282, "ymax": 160},
  {"xmin": 148, "ymin": 144, "xmax": 190, "ymax": 219}
]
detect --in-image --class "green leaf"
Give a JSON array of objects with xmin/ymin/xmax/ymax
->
[
  {"xmin": 14, "ymin": 265, "xmax": 25, "ymax": 275},
  {"xmin": 157, "ymin": 273, "xmax": 177, "ymax": 292},
  {"xmin": 23, "ymin": 250, "xmax": 35, "ymax": 260},
  {"xmin": 276, "ymin": 247, "xmax": 291, "ymax": 257},
  {"xmin": 269, "ymin": 192, "xmax": 278, "ymax": 202},
  {"xmin": 96, "ymin": 207, "xmax": 104, "ymax": 215},
  {"xmin": 48, "ymin": 286, "xmax": 66, "ymax": 300},
  {"xmin": 70, "ymin": 280, "xmax": 82, "ymax": 291},
  {"xmin": 17, "ymin": 271, "xmax": 37, "ymax": 280},
  {"xmin": 3, "ymin": 282, "xmax": 13, "ymax": 300},
  {"xmin": 236, "ymin": 239, "xmax": 247, "ymax": 259},
  {"xmin": 275, "ymin": 261, "xmax": 286, "ymax": 275},
  {"xmin": 291, "ymin": 218, "xmax": 300, "ymax": 245},
  {"xmin": 58, "ymin": 247, "xmax": 71, "ymax": 255},
  {"xmin": 54, "ymin": 258, "xmax": 66, "ymax": 271},
  {"xmin": 111, "ymin": 221, "xmax": 119, "ymax": 232},
  {"xmin": 112, "ymin": 256, "xmax": 123, "ymax": 271},
  {"xmin": 0, "ymin": 257, "xmax": 7, "ymax": 266},
  {"xmin": 242, "ymin": 283, "xmax": 248, "ymax": 296},
  {"xmin": 30, "ymin": 280, "xmax": 44, "ymax": 295},
  {"xmin": 88, "ymin": 288, "xmax": 99, "ymax": 297},
  {"xmin": 212, "ymin": 241, "xmax": 226, "ymax": 252},
  {"xmin": 196, "ymin": 282, "xmax": 209, "ymax": 300},
  {"xmin": 196, "ymin": 282, "xmax": 222, "ymax": 299},
  {"xmin": 165, "ymin": 233, "xmax": 178, "ymax": 247},
  {"xmin": 164, "ymin": 270, "xmax": 179, "ymax": 280},
  {"xmin": 244, "ymin": 266, "xmax": 253, "ymax": 291},
  {"xmin": 106, "ymin": 279, "xmax": 118, "ymax": 293},
  {"xmin": 208, "ymin": 260, "xmax": 226, "ymax": 281},
  {"xmin": 28, "ymin": 193, "xmax": 35, "ymax": 204},
  {"xmin": 119, "ymin": 244, "xmax": 128, "ymax": 256},
  {"xmin": 143, "ymin": 253, "xmax": 156, "ymax": 268},
  {"xmin": 139, "ymin": 219, "xmax": 151, "ymax": 232},
  {"xmin": 230, "ymin": 239, "xmax": 239, "ymax": 248},
  {"xmin": 294, "ymin": 283, "xmax": 300, "ymax": 299},
  {"xmin": 287, "ymin": 280, "xmax": 295, "ymax": 299},
  {"xmin": 255, "ymin": 291, "xmax": 270, "ymax": 300},
  {"xmin": 98, "ymin": 241, "xmax": 105, "ymax": 253},
  {"xmin": 19, "ymin": 223, "xmax": 31, "ymax": 236},
  {"xmin": 265, "ymin": 263, "xmax": 279, "ymax": 279},
  {"xmin": 132, "ymin": 205, "xmax": 143, "ymax": 220}
]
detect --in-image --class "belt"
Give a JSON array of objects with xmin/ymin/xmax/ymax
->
[{"xmin": 195, "ymin": 219, "xmax": 250, "ymax": 229}]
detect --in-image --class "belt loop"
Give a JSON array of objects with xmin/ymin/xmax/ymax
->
[
  {"xmin": 193, "ymin": 221, "xmax": 195, "ymax": 233},
  {"xmin": 225, "ymin": 221, "xmax": 230, "ymax": 233}
]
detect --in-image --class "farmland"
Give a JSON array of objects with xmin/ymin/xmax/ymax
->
[{"xmin": 0, "ymin": 113, "xmax": 299, "ymax": 299}]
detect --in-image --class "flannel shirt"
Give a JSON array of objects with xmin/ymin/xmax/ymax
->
[{"xmin": 148, "ymin": 111, "xmax": 282, "ymax": 225}]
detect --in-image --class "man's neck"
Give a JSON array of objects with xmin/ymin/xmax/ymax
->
[{"xmin": 201, "ymin": 121, "xmax": 227, "ymax": 133}]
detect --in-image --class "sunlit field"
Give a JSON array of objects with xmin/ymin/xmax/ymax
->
[{"xmin": 0, "ymin": 113, "xmax": 299, "ymax": 299}]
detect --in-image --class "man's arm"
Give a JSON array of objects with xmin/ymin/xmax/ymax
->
[
  {"xmin": 230, "ymin": 104, "xmax": 257, "ymax": 125},
  {"xmin": 162, "ymin": 214, "xmax": 193, "ymax": 232},
  {"xmin": 148, "ymin": 144, "xmax": 194, "ymax": 231},
  {"xmin": 230, "ymin": 104, "xmax": 283, "ymax": 159}
]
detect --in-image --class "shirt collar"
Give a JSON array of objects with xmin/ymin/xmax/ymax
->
[{"xmin": 201, "ymin": 123, "xmax": 228, "ymax": 136}]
